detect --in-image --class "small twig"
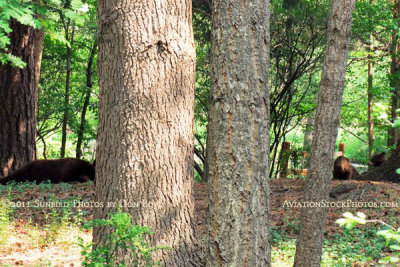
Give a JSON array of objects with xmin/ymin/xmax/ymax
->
[
  {"xmin": 366, "ymin": 219, "xmax": 396, "ymax": 231},
  {"xmin": 339, "ymin": 127, "xmax": 368, "ymax": 144}
]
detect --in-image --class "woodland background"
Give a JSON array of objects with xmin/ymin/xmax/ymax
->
[{"xmin": 1, "ymin": 0, "xmax": 400, "ymax": 266}]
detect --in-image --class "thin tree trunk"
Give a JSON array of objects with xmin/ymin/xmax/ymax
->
[
  {"xmin": 95, "ymin": 1, "xmax": 203, "ymax": 265},
  {"xmin": 303, "ymin": 115, "xmax": 314, "ymax": 152},
  {"xmin": 368, "ymin": 32, "xmax": 374, "ymax": 158},
  {"xmin": 388, "ymin": 0, "xmax": 400, "ymax": 147},
  {"xmin": 194, "ymin": 146, "xmax": 205, "ymax": 181},
  {"xmin": 206, "ymin": 0, "xmax": 271, "ymax": 265},
  {"xmin": 37, "ymin": 132, "xmax": 47, "ymax": 159},
  {"xmin": 294, "ymin": 0, "xmax": 355, "ymax": 266},
  {"xmin": 0, "ymin": 18, "xmax": 44, "ymax": 176},
  {"xmin": 76, "ymin": 40, "xmax": 97, "ymax": 159},
  {"xmin": 60, "ymin": 25, "xmax": 75, "ymax": 158}
]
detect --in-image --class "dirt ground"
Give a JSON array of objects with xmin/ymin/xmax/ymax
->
[{"xmin": 1, "ymin": 178, "xmax": 400, "ymax": 266}]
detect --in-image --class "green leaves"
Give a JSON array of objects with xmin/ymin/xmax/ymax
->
[
  {"xmin": 0, "ymin": 0, "xmax": 40, "ymax": 67},
  {"xmin": 337, "ymin": 212, "xmax": 400, "ymax": 264},
  {"xmin": 0, "ymin": 0, "xmax": 91, "ymax": 67},
  {"xmin": 80, "ymin": 211, "xmax": 168, "ymax": 267},
  {"xmin": 0, "ymin": 52, "xmax": 26, "ymax": 67},
  {"xmin": 0, "ymin": 0, "xmax": 37, "ymax": 27},
  {"xmin": 336, "ymin": 212, "xmax": 367, "ymax": 230}
]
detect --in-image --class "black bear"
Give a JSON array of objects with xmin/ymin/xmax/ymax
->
[
  {"xmin": 0, "ymin": 158, "xmax": 95, "ymax": 184},
  {"xmin": 369, "ymin": 152, "xmax": 386, "ymax": 167},
  {"xmin": 332, "ymin": 156, "xmax": 360, "ymax": 180}
]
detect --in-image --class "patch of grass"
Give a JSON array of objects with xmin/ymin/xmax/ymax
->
[
  {"xmin": 60, "ymin": 182, "xmax": 73, "ymax": 192},
  {"xmin": 272, "ymin": 238, "xmax": 296, "ymax": 266},
  {"xmin": 0, "ymin": 197, "xmax": 13, "ymax": 245},
  {"xmin": 38, "ymin": 180, "xmax": 53, "ymax": 191},
  {"xmin": 0, "ymin": 180, "xmax": 36, "ymax": 193},
  {"xmin": 322, "ymin": 227, "xmax": 386, "ymax": 266},
  {"xmin": 271, "ymin": 225, "xmax": 388, "ymax": 266},
  {"xmin": 282, "ymin": 215, "xmax": 300, "ymax": 236},
  {"xmin": 25, "ymin": 219, "xmax": 43, "ymax": 248}
]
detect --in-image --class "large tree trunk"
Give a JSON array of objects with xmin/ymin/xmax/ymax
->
[
  {"xmin": 294, "ymin": 0, "xmax": 355, "ymax": 266},
  {"xmin": 388, "ymin": 0, "xmax": 400, "ymax": 147},
  {"xmin": 358, "ymin": 144, "xmax": 400, "ymax": 182},
  {"xmin": 0, "ymin": 19, "xmax": 44, "ymax": 177},
  {"xmin": 206, "ymin": 0, "xmax": 271, "ymax": 265},
  {"xmin": 76, "ymin": 39, "xmax": 97, "ymax": 159},
  {"xmin": 95, "ymin": 1, "xmax": 203, "ymax": 266}
]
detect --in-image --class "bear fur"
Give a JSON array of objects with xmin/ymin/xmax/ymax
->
[
  {"xmin": 332, "ymin": 156, "xmax": 360, "ymax": 180},
  {"xmin": 369, "ymin": 152, "xmax": 386, "ymax": 167},
  {"xmin": 0, "ymin": 158, "xmax": 95, "ymax": 184}
]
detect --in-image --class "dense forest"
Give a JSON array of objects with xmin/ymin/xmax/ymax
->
[{"xmin": 1, "ymin": 0, "xmax": 400, "ymax": 266}]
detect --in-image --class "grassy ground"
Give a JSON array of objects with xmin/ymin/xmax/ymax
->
[
  {"xmin": 0, "ymin": 178, "xmax": 399, "ymax": 266},
  {"xmin": 272, "ymin": 226, "xmax": 390, "ymax": 266}
]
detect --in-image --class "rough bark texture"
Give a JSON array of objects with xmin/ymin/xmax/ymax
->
[
  {"xmin": 95, "ymin": 1, "xmax": 203, "ymax": 266},
  {"xmin": 293, "ymin": 0, "xmax": 355, "ymax": 266},
  {"xmin": 206, "ymin": 0, "xmax": 271, "ymax": 266},
  {"xmin": 388, "ymin": 0, "xmax": 400, "ymax": 147},
  {"xmin": 358, "ymin": 145, "xmax": 400, "ymax": 182},
  {"xmin": 76, "ymin": 40, "xmax": 97, "ymax": 159},
  {"xmin": 0, "ymin": 19, "xmax": 44, "ymax": 177}
]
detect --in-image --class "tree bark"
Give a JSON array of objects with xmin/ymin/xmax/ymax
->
[
  {"xmin": 294, "ymin": 0, "xmax": 355, "ymax": 266},
  {"xmin": 95, "ymin": 1, "xmax": 203, "ymax": 266},
  {"xmin": 388, "ymin": 0, "xmax": 400, "ymax": 147},
  {"xmin": 0, "ymin": 18, "xmax": 44, "ymax": 177},
  {"xmin": 76, "ymin": 39, "xmax": 97, "ymax": 159},
  {"xmin": 206, "ymin": 0, "xmax": 271, "ymax": 265}
]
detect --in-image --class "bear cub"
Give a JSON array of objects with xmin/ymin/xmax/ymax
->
[
  {"xmin": 332, "ymin": 156, "xmax": 360, "ymax": 180},
  {"xmin": 369, "ymin": 152, "xmax": 386, "ymax": 167},
  {"xmin": 0, "ymin": 158, "xmax": 95, "ymax": 184}
]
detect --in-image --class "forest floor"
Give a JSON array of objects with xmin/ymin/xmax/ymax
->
[{"xmin": 0, "ymin": 178, "xmax": 399, "ymax": 266}]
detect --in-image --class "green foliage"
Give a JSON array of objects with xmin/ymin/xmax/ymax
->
[
  {"xmin": 1, "ymin": 0, "xmax": 96, "ymax": 157},
  {"xmin": 353, "ymin": 0, "xmax": 392, "ymax": 43},
  {"xmin": 288, "ymin": 141, "xmax": 305, "ymax": 170},
  {"xmin": 340, "ymin": 53, "xmax": 391, "ymax": 161},
  {"xmin": 0, "ymin": 196, "xmax": 13, "ymax": 245},
  {"xmin": 336, "ymin": 212, "xmax": 367, "ymax": 229},
  {"xmin": 0, "ymin": 0, "xmax": 40, "ymax": 67},
  {"xmin": 192, "ymin": 4, "xmax": 211, "ymax": 179},
  {"xmin": 324, "ymin": 227, "xmax": 386, "ymax": 265},
  {"xmin": 269, "ymin": 0, "xmax": 328, "ymax": 176},
  {"xmin": 37, "ymin": 0, "xmax": 98, "ymax": 159},
  {"xmin": 0, "ymin": 180, "xmax": 36, "ymax": 193},
  {"xmin": 271, "ymin": 227, "xmax": 286, "ymax": 243},
  {"xmin": 38, "ymin": 180, "xmax": 53, "ymax": 191},
  {"xmin": 36, "ymin": 207, "xmax": 70, "ymax": 246},
  {"xmin": 42, "ymin": 0, "xmax": 90, "ymax": 45},
  {"xmin": 80, "ymin": 212, "xmax": 169, "ymax": 267},
  {"xmin": 337, "ymin": 212, "xmax": 400, "ymax": 264},
  {"xmin": 271, "ymin": 238, "xmax": 297, "ymax": 266}
]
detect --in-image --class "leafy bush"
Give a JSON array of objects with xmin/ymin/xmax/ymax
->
[
  {"xmin": 80, "ymin": 212, "xmax": 169, "ymax": 267},
  {"xmin": 337, "ymin": 212, "xmax": 400, "ymax": 264}
]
